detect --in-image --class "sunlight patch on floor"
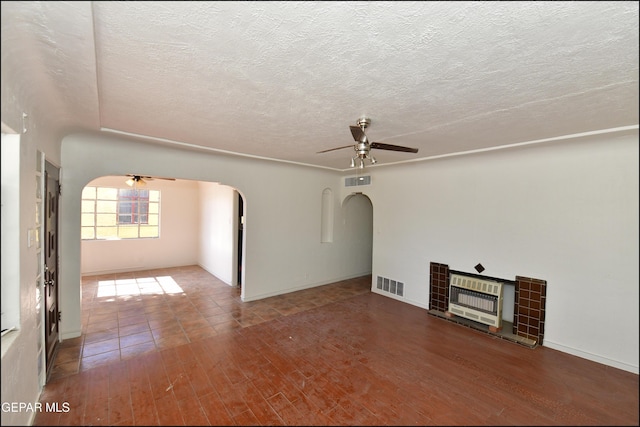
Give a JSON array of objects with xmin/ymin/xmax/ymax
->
[{"xmin": 96, "ymin": 276, "xmax": 184, "ymax": 298}]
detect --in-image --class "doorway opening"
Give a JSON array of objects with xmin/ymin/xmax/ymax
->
[
  {"xmin": 342, "ymin": 192, "xmax": 374, "ymax": 278},
  {"xmin": 237, "ymin": 193, "xmax": 244, "ymax": 288}
]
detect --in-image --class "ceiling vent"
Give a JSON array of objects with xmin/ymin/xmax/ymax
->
[{"xmin": 345, "ymin": 175, "xmax": 371, "ymax": 187}]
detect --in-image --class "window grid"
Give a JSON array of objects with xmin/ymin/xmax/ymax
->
[{"xmin": 81, "ymin": 186, "xmax": 160, "ymax": 240}]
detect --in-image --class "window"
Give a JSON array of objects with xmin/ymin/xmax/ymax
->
[
  {"xmin": 81, "ymin": 186, "xmax": 160, "ymax": 240},
  {"xmin": 1, "ymin": 132, "xmax": 21, "ymax": 334}
]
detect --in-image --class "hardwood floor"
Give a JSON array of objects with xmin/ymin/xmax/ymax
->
[{"xmin": 34, "ymin": 265, "xmax": 638, "ymax": 426}]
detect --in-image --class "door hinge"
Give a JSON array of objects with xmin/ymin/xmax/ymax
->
[
  {"xmin": 58, "ymin": 311, "xmax": 62, "ymax": 322},
  {"xmin": 57, "ymin": 183, "xmax": 62, "ymax": 196}
]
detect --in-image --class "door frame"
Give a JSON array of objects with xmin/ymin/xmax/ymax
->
[
  {"xmin": 43, "ymin": 160, "xmax": 61, "ymax": 379},
  {"xmin": 236, "ymin": 191, "xmax": 244, "ymax": 288}
]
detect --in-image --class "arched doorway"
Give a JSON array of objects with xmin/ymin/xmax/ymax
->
[{"xmin": 342, "ymin": 192, "xmax": 374, "ymax": 276}]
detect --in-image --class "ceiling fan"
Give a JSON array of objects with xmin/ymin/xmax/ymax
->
[
  {"xmin": 317, "ymin": 117, "xmax": 419, "ymax": 168},
  {"xmin": 125, "ymin": 174, "xmax": 176, "ymax": 187}
]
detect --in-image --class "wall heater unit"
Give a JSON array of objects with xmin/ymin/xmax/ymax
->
[{"xmin": 448, "ymin": 273, "xmax": 504, "ymax": 329}]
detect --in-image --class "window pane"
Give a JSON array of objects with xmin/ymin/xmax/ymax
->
[
  {"xmin": 81, "ymin": 227, "xmax": 95, "ymax": 239},
  {"xmin": 118, "ymin": 226, "xmax": 139, "ymax": 239},
  {"xmin": 96, "ymin": 213, "xmax": 117, "ymax": 226},
  {"xmin": 149, "ymin": 190, "xmax": 160, "ymax": 202},
  {"xmin": 97, "ymin": 187, "xmax": 118, "ymax": 199},
  {"xmin": 139, "ymin": 225, "xmax": 159, "ymax": 238},
  {"xmin": 81, "ymin": 200, "xmax": 95, "ymax": 213},
  {"xmin": 119, "ymin": 189, "xmax": 133, "ymax": 198},
  {"xmin": 148, "ymin": 214, "xmax": 159, "ymax": 226},
  {"xmin": 119, "ymin": 202, "xmax": 133, "ymax": 214},
  {"xmin": 81, "ymin": 213, "xmax": 95, "ymax": 226},
  {"xmin": 82, "ymin": 187, "xmax": 96, "ymax": 199},
  {"xmin": 96, "ymin": 200, "xmax": 117, "ymax": 213},
  {"xmin": 96, "ymin": 226, "xmax": 118, "ymax": 239},
  {"xmin": 148, "ymin": 202, "xmax": 159, "ymax": 214},
  {"xmin": 118, "ymin": 215, "xmax": 132, "ymax": 224}
]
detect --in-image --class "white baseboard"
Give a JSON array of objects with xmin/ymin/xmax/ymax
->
[{"xmin": 543, "ymin": 340, "xmax": 638, "ymax": 375}]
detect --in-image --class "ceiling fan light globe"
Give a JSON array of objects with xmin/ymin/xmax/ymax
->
[{"xmin": 126, "ymin": 175, "xmax": 148, "ymax": 187}]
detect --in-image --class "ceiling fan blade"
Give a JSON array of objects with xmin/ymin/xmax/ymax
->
[
  {"xmin": 317, "ymin": 144, "xmax": 354, "ymax": 153},
  {"xmin": 370, "ymin": 142, "xmax": 419, "ymax": 153},
  {"xmin": 350, "ymin": 125, "xmax": 366, "ymax": 143},
  {"xmin": 126, "ymin": 174, "xmax": 176, "ymax": 181}
]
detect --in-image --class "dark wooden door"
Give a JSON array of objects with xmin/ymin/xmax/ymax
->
[{"xmin": 44, "ymin": 161, "xmax": 60, "ymax": 374}]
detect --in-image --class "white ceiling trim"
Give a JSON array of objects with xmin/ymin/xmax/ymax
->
[
  {"xmin": 100, "ymin": 127, "xmax": 342, "ymax": 171},
  {"xmin": 101, "ymin": 124, "xmax": 639, "ymax": 173}
]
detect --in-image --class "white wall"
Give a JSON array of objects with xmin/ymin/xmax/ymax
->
[
  {"xmin": 363, "ymin": 131, "xmax": 639, "ymax": 373},
  {"xmin": 80, "ymin": 176, "xmax": 200, "ymax": 275},
  {"xmin": 198, "ymin": 182, "xmax": 237, "ymax": 286}
]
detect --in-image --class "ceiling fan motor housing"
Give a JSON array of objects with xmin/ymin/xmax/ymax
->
[{"xmin": 355, "ymin": 141, "xmax": 369, "ymax": 157}]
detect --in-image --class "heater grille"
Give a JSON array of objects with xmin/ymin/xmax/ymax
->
[{"xmin": 448, "ymin": 273, "xmax": 503, "ymax": 328}]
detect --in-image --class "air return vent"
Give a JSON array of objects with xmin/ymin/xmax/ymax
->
[
  {"xmin": 345, "ymin": 175, "xmax": 371, "ymax": 187},
  {"xmin": 376, "ymin": 276, "xmax": 404, "ymax": 297}
]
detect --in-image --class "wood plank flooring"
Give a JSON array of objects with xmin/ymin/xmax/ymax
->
[{"xmin": 34, "ymin": 266, "xmax": 638, "ymax": 426}]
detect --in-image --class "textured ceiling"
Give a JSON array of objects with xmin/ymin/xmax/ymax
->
[{"xmin": 1, "ymin": 1, "xmax": 638, "ymax": 170}]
